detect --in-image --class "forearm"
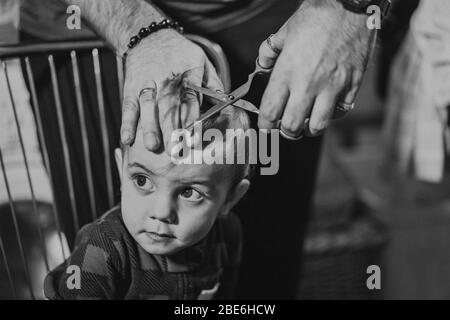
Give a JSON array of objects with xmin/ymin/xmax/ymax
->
[{"xmin": 63, "ymin": 0, "xmax": 166, "ymax": 55}]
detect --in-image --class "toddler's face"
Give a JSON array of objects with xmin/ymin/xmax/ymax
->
[{"xmin": 116, "ymin": 132, "xmax": 246, "ymax": 255}]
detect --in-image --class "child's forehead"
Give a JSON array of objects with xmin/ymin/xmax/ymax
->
[{"xmin": 125, "ymin": 138, "xmax": 231, "ymax": 183}]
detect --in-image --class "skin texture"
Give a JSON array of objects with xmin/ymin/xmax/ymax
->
[
  {"xmin": 114, "ymin": 125, "xmax": 249, "ymax": 255},
  {"xmin": 257, "ymin": 0, "xmax": 377, "ymax": 137}
]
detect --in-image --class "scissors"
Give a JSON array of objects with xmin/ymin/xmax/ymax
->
[{"xmin": 184, "ymin": 58, "xmax": 306, "ymax": 140}]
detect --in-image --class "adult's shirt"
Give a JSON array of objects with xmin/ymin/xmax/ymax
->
[{"xmin": 20, "ymin": 0, "xmax": 277, "ymax": 40}]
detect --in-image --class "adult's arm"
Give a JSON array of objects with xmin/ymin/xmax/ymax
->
[
  {"xmin": 257, "ymin": 0, "xmax": 378, "ymax": 137},
  {"xmin": 62, "ymin": 0, "xmax": 223, "ymax": 150}
]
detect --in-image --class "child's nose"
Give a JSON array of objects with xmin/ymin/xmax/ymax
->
[{"xmin": 148, "ymin": 193, "xmax": 177, "ymax": 224}]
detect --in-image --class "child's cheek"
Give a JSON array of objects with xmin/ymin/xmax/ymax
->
[
  {"xmin": 121, "ymin": 183, "xmax": 147, "ymax": 233},
  {"xmin": 176, "ymin": 204, "xmax": 217, "ymax": 244}
]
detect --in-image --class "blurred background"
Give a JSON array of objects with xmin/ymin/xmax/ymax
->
[
  {"xmin": 298, "ymin": 0, "xmax": 450, "ymax": 299},
  {"xmin": 1, "ymin": 0, "xmax": 450, "ymax": 299}
]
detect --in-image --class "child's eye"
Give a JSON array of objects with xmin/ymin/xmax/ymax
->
[
  {"xmin": 180, "ymin": 188, "xmax": 203, "ymax": 202},
  {"xmin": 132, "ymin": 175, "xmax": 153, "ymax": 192}
]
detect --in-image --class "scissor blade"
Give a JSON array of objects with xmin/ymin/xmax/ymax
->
[
  {"xmin": 185, "ymin": 81, "xmax": 251, "ymax": 129},
  {"xmin": 186, "ymin": 82, "xmax": 259, "ymax": 114},
  {"xmin": 232, "ymin": 99, "xmax": 259, "ymax": 114}
]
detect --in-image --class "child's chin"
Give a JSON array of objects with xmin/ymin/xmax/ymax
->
[{"xmin": 138, "ymin": 241, "xmax": 182, "ymax": 256}]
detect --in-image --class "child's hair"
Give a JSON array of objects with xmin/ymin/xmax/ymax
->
[
  {"xmin": 200, "ymin": 105, "xmax": 253, "ymax": 189},
  {"xmin": 121, "ymin": 72, "xmax": 254, "ymax": 188}
]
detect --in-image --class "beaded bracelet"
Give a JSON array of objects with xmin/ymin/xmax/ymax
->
[{"xmin": 123, "ymin": 19, "xmax": 184, "ymax": 58}]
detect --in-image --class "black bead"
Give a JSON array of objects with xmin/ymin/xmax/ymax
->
[
  {"xmin": 129, "ymin": 36, "xmax": 139, "ymax": 48},
  {"xmin": 125, "ymin": 20, "xmax": 183, "ymax": 54},
  {"xmin": 139, "ymin": 27, "xmax": 149, "ymax": 38}
]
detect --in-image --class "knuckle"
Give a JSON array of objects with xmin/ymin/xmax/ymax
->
[
  {"xmin": 260, "ymin": 106, "xmax": 280, "ymax": 123},
  {"xmin": 140, "ymin": 91, "xmax": 156, "ymax": 103},
  {"xmin": 121, "ymin": 119, "xmax": 135, "ymax": 130},
  {"xmin": 331, "ymin": 67, "xmax": 349, "ymax": 88},
  {"xmin": 182, "ymin": 89, "xmax": 199, "ymax": 104},
  {"xmin": 122, "ymin": 96, "xmax": 139, "ymax": 113},
  {"xmin": 308, "ymin": 119, "xmax": 329, "ymax": 135},
  {"xmin": 282, "ymin": 116, "xmax": 301, "ymax": 134},
  {"xmin": 319, "ymin": 60, "xmax": 338, "ymax": 76}
]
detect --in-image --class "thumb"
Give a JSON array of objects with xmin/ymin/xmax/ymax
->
[{"xmin": 258, "ymin": 30, "xmax": 284, "ymax": 69}]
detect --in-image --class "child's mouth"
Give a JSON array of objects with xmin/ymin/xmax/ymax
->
[{"xmin": 145, "ymin": 231, "xmax": 175, "ymax": 242}]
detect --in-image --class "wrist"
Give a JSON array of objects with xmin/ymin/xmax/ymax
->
[
  {"xmin": 124, "ymin": 28, "xmax": 186, "ymax": 70},
  {"xmin": 120, "ymin": 19, "xmax": 184, "ymax": 58},
  {"xmin": 303, "ymin": 0, "xmax": 374, "ymax": 34},
  {"xmin": 116, "ymin": 11, "xmax": 166, "ymax": 56}
]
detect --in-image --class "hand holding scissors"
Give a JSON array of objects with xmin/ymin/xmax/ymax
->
[{"xmin": 186, "ymin": 57, "xmax": 348, "ymax": 140}]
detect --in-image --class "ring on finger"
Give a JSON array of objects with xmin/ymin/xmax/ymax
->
[
  {"xmin": 139, "ymin": 87, "xmax": 156, "ymax": 98},
  {"xmin": 278, "ymin": 120, "xmax": 304, "ymax": 141},
  {"xmin": 336, "ymin": 101, "xmax": 355, "ymax": 113}
]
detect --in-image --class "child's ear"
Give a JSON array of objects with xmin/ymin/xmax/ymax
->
[
  {"xmin": 114, "ymin": 148, "xmax": 123, "ymax": 183},
  {"xmin": 222, "ymin": 179, "xmax": 250, "ymax": 216}
]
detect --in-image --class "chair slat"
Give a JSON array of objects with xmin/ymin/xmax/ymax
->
[
  {"xmin": 92, "ymin": 49, "xmax": 114, "ymax": 209},
  {"xmin": 48, "ymin": 55, "xmax": 80, "ymax": 233},
  {"xmin": 71, "ymin": 51, "xmax": 97, "ymax": 221}
]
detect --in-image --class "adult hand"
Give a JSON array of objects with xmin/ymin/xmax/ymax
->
[
  {"xmin": 121, "ymin": 29, "xmax": 223, "ymax": 151},
  {"xmin": 257, "ymin": 0, "xmax": 377, "ymax": 137}
]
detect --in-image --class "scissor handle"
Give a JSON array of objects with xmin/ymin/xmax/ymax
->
[{"xmin": 255, "ymin": 57, "xmax": 273, "ymax": 75}]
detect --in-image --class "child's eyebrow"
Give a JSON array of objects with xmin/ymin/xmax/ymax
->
[
  {"xmin": 175, "ymin": 177, "xmax": 215, "ymax": 188},
  {"xmin": 127, "ymin": 162, "xmax": 156, "ymax": 175}
]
